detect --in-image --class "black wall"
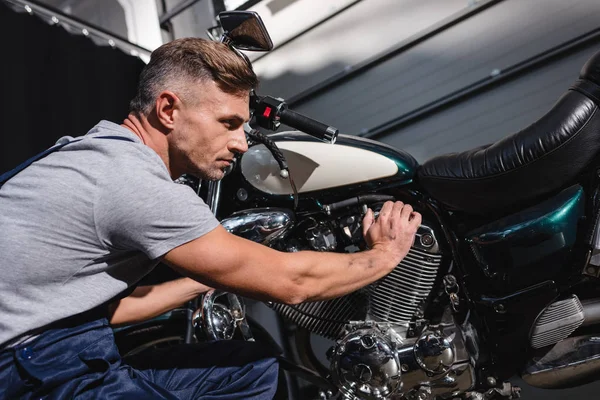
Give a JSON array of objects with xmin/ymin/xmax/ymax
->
[{"xmin": 0, "ymin": 3, "xmax": 145, "ymax": 173}]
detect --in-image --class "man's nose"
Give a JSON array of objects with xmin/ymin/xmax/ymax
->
[{"xmin": 228, "ymin": 127, "xmax": 249, "ymax": 154}]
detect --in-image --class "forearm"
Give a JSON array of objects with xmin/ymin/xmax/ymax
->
[
  {"xmin": 282, "ymin": 248, "xmax": 396, "ymax": 302},
  {"xmin": 167, "ymin": 233, "xmax": 396, "ymax": 305},
  {"xmin": 108, "ymin": 277, "xmax": 211, "ymax": 326}
]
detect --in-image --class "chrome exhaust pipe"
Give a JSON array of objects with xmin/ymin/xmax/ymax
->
[
  {"xmin": 581, "ymin": 299, "xmax": 600, "ymax": 327},
  {"xmin": 522, "ymin": 298, "xmax": 600, "ymax": 389},
  {"xmin": 522, "ymin": 334, "xmax": 600, "ymax": 389}
]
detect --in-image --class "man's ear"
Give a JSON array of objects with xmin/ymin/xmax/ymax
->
[{"xmin": 155, "ymin": 91, "xmax": 179, "ymax": 129}]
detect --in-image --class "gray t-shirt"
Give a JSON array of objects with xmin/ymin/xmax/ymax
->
[{"xmin": 0, "ymin": 120, "xmax": 219, "ymax": 346}]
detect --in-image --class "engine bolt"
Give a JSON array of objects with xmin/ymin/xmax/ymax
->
[
  {"xmin": 236, "ymin": 188, "xmax": 248, "ymax": 201},
  {"xmin": 420, "ymin": 234, "xmax": 434, "ymax": 247},
  {"xmin": 587, "ymin": 266, "xmax": 597, "ymax": 275},
  {"xmin": 494, "ymin": 303, "xmax": 506, "ymax": 313},
  {"xmin": 487, "ymin": 376, "xmax": 497, "ymax": 387},
  {"xmin": 401, "ymin": 364, "xmax": 409, "ymax": 372},
  {"xmin": 417, "ymin": 390, "xmax": 430, "ymax": 400}
]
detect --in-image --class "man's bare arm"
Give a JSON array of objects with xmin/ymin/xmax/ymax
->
[
  {"xmin": 163, "ymin": 201, "xmax": 421, "ymax": 305},
  {"xmin": 108, "ymin": 277, "xmax": 211, "ymax": 326}
]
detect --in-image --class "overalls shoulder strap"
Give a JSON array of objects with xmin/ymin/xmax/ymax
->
[{"xmin": 0, "ymin": 136, "xmax": 135, "ymax": 188}]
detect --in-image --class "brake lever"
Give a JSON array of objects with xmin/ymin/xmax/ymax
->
[{"xmin": 245, "ymin": 126, "xmax": 299, "ymax": 210}]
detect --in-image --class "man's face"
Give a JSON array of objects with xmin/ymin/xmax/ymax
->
[{"xmin": 168, "ymin": 80, "xmax": 250, "ymax": 180}]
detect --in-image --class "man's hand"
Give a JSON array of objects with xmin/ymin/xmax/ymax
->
[{"xmin": 362, "ymin": 201, "xmax": 421, "ymax": 264}]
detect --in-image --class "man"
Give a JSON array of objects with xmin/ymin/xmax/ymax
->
[{"xmin": 0, "ymin": 38, "xmax": 421, "ymax": 398}]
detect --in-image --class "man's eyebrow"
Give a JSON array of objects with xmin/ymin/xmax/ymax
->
[{"xmin": 224, "ymin": 114, "xmax": 250, "ymax": 124}]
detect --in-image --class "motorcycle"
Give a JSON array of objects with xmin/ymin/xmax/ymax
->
[{"xmin": 115, "ymin": 10, "xmax": 600, "ymax": 400}]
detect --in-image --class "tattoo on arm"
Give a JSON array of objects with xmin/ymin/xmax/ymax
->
[{"xmin": 347, "ymin": 254, "xmax": 376, "ymax": 269}]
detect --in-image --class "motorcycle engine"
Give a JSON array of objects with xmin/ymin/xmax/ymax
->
[
  {"xmin": 222, "ymin": 207, "xmax": 476, "ymax": 399},
  {"xmin": 267, "ymin": 213, "xmax": 476, "ymax": 399}
]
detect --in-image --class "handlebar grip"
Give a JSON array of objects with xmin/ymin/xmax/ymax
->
[{"xmin": 279, "ymin": 108, "xmax": 339, "ymax": 144}]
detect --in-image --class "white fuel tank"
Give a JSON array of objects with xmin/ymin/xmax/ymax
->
[{"xmin": 241, "ymin": 133, "xmax": 418, "ymax": 196}]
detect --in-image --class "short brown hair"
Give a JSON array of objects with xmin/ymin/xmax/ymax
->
[{"xmin": 129, "ymin": 38, "xmax": 258, "ymax": 116}]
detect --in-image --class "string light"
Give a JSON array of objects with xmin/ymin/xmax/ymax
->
[{"xmin": 11, "ymin": 0, "xmax": 150, "ymax": 61}]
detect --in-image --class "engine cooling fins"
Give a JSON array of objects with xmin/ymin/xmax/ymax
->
[{"xmin": 270, "ymin": 224, "xmax": 443, "ymax": 340}]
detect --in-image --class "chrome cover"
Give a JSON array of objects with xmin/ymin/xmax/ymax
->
[
  {"xmin": 414, "ymin": 333, "xmax": 455, "ymax": 375},
  {"xmin": 329, "ymin": 309, "xmax": 475, "ymax": 399},
  {"xmin": 329, "ymin": 324, "xmax": 403, "ymax": 400},
  {"xmin": 399, "ymin": 309, "xmax": 474, "ymax": 399},
  {"xmin": 221, "ymin": 208, "xmax": 294, "ymax": 245}
]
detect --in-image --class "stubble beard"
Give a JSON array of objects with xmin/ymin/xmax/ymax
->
[
  {"xmin": 203, "ymin": 170, "xmax": 225, "ymax": 181},
  {"xmin": 192, "ymin": 163, "xmax": 225, "ymax": 181}
]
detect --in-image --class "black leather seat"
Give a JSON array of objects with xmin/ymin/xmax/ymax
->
[{"xmin": 417, "ymin": 49, "xmax": 600, "ymax": 215}]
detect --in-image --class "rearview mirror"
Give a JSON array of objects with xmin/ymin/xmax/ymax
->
[{"xmin": 217, "ymin": 11, "xmax": 273, "ymax": 52}]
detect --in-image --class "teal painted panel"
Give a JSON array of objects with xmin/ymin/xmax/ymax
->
[{"xmin": 466, "ymin": 185, "xmax": 585, "ymax": 291}]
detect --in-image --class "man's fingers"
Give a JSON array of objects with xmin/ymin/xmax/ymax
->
[
  {"xmin": 367, "ymin": 201, "xmax": 420, "ymax": 239},
  {"xmin": 362, "ymin": 208, "xmax": 374, "ymax": 237},
  {"xmin": 409, "ymin": 211, "xmax": 422, "ymax": 227},
  {"xmin": 378, "ymin": 201, "xmax": 395, "ymax": 222},
  {"xmin": 392, "ymin": 201, "xmax": 405, "ymax": 218},
  {"xmin": 400, "ymin": 204, "xmax": 413, "ymax": 220}
]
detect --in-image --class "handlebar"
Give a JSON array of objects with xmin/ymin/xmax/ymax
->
[
  {"xmin": 278, "ymin": 108, "xmax": 338, "ymax": 144},
  {"xmin": 251, "ymin": 94, "xmax": 339, "ymax": 144}
]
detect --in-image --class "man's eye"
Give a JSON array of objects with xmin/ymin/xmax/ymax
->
[{"xmin": 224, "ymin": 120, "xmax": 240, "ymax": 130}]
